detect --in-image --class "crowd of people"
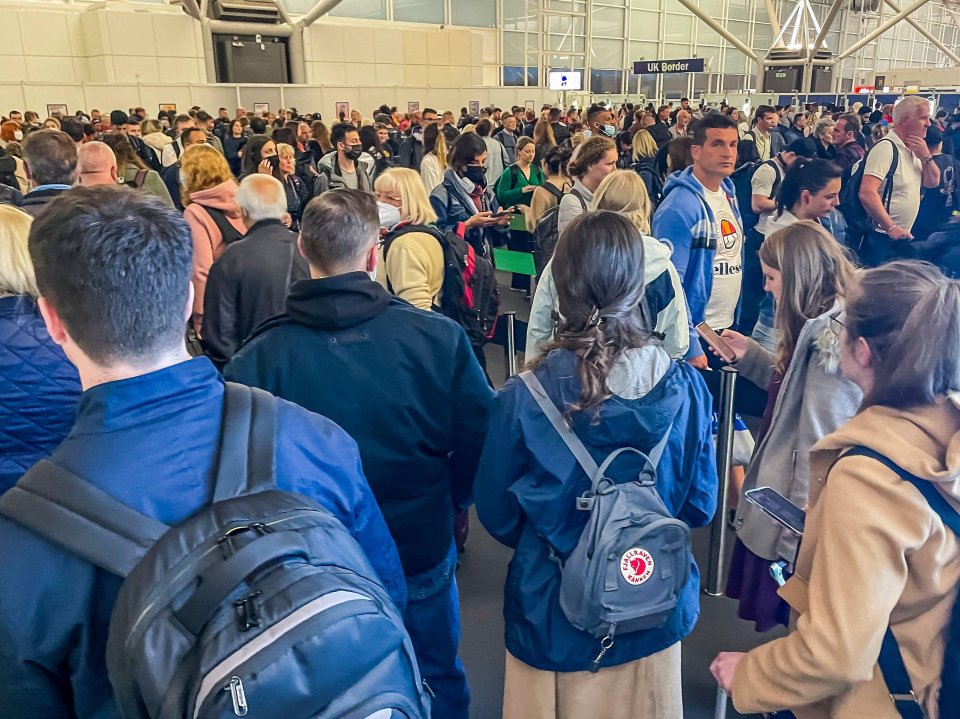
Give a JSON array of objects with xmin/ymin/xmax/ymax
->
[{"xmin": 0, "ymin": 93, "xmax": 959, "ymax": 719}]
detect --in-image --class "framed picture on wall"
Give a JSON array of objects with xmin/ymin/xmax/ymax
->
[
  {"xmin": 253, "ymin": 103, "xmax": 269, "ymax": 115},
  {"xmin": 407, "ymin": 101, "xmax": 420, "ymax": 114},
  {"xmin": 524, "ymin": 100, "xmax": 535, "ymax": 111},
  {"xmin": 159, "ymin": 103, "xmax": 177, "ymax": 114},
  {"xmin": 335, "ymin": 102, "xmax": 350, "ymax": 122},
  {"xmin": 469, "ymin": 100, "xmax": 480, "ymax": 116},
  {"xmin": 46, "ymin": 104, "xmax": 68, "ymax": 118}
]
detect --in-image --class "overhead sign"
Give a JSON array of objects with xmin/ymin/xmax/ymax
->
[
  {"xmin": 633, "ymin": 58, "xmax": 705, "ymax": 74},
  {"xmin": 548, "ymin": 71, "xmax": 583, "ymax": 90}
]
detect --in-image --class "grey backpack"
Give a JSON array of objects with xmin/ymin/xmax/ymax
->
[
  {"xmin": 520, "ymin": 371, "xmax": 692, "ymax": 670},
  {"xmin": 0, "ymin": 384, "xmax": 430, "ymax": 719}
]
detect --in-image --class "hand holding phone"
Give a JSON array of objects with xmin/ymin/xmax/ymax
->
[
  {"xmin": 491, "ymin": 206, "xmax": 516, "ymax": 219},
  {"xmin": 744, "ymin": 487, "xmax": 806, "ymax": 535},
  {"xmin": 696, "ymin": 322, "xmax": 738, "ymax": 363}
]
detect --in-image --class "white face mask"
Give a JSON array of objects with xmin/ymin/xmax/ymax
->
[
  {"xmin": 13, "ymin": 130, "xmax": 23, "ymax": 141},
  {"xmin": 377, "ymin": 200, "xmax": 402, "ymax": 229}
]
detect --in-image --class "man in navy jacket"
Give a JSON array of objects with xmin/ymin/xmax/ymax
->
[
  {"xmin": 226, "ymin": 189, "xmax": 493, "ymax": 719},
  {"xmin": 0, "ymin": 186, "xmax": 405, "ymax": 717}
]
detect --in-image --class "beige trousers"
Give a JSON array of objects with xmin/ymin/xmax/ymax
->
[{"xmin": 502, "ymin": 642, "xmax": 683, "ymax": 719}]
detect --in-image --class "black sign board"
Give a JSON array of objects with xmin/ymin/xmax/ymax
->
[{"xmin": 633, "ymin": 58, "xmax": 705, "ymax": 74}]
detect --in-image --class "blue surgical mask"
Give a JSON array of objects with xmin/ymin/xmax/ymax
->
[{"xmin": 600, "ymin": 124, "xmax": 617, "ymax": 138}]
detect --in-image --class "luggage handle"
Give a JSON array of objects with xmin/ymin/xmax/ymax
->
[{"xmin": 174, "ymin": 530, "xmax": 311, "ymax": 636}]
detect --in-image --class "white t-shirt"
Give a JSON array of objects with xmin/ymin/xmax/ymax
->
[
  {"xmin": 864, "ymin": 132, "xmax": 923, "ymax": 235},
  {"xmin": 752, "ymin": 159, "xmax": 785, "ymax": 234},
  {"xmin": 697, "ymin": 179, "xmax": 743, "ymax": 329}
]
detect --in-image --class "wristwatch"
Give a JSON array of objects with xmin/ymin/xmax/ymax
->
[{"xmin": 923, "ymin": 155, "xmax": 935, "ymax": 164}]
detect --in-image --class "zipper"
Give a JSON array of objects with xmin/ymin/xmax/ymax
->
[
  {"xmin": 192, "ymin": 590, "xmax": 371, "ymax": 719},
  {"xmin": 126, "ymin": 509, "xmax": 326, "ymax": 650}
]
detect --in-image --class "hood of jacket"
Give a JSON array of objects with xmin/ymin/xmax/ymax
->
[
  {"xmin": 661, "ymin": 165, "xmax": 736, "ymax": 205},
  {"xmin": 813, "ymin": 394, "xmax": 960, "ymax": 499},
  {"xmin": 188, "ymin": 180, "xmax": 242, "ymax": 218},
  {"xmin": 142, "ymin": 132, "xmax": 173, "ymax": 152},
  {"xmin": 285, "ymin": 272, "xmax": 392, "ymax": 330},
  {"xmin": 641, "ymin": 234, "xmax": 672, "ymax": 281}
]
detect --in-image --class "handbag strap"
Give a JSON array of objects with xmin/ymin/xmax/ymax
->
[
  {"xmin": 844, "ymin": 446, "xmax": 960, "ymax": 719},
  {"xmin": 519, "ymin": 370, "xmax": 675, "ymax": 491}
]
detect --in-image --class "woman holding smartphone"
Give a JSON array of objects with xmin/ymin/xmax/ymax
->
[
  {"xmin": 707, "ymin": 222, "xmax": 861, "ymax": 632},
  {"xmin": 713, "ymin": 260, "xmax": 960, "ymax": 719}
]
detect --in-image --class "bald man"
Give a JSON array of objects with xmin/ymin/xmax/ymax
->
[{"xmin": 77, "ymin": 141, "xmax": 118, "ymax": 187}]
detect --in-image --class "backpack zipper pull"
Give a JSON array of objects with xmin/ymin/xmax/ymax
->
[
  {"xmin": 590, "ymin": 634, "xmax": 615, "ymax": 673},
  {"xmin": 225, "ymin": 676, "xmax": 248, "ymax": 716}
]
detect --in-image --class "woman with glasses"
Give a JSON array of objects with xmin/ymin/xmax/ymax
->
[
  {"xmin": 705, "ymin": 221, "xmax": 861, "ymax": 632},
  {"xmin": 714, "ymin": 260, "xmax": 960, "ymax": 718}
]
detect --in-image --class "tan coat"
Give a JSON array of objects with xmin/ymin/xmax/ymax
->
[
  {"xmin": 732, "ymin": 394, "xmax": 960, "ymax": 719},
  {"xmin": 383, "ymin": 230, "xmax": 444, "ymax": 312}
]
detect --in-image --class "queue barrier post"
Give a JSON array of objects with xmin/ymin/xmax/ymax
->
[{"xmin": 705, "ymin": 365, "xmax": 739, "ymax": 596}]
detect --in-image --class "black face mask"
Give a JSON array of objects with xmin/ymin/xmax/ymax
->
[
  {"xmin": 344, "ymin": 144, "xmax": 363, "ymax": 160},
  {"xmin": 463, "ymin": 164, "xmax": 487, "ymax": 186}
]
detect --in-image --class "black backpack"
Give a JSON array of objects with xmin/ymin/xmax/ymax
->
[
  {"xmin": 532, "ymin": 187, "xmax": 585, "ymax": 278},
  {"xmin": 633, "ymin": 156, "xmax": 664, "ymax": 208},
  {"xmin": 731, "ymin": 159, "xmax": 782, "ymax": 233},
  {"xmin": 202, "ymin": 206, "xmax": 246, "ymax": 245},
  {"xmin": 838, "ymin": 137, "xmax": 898, "ymax": 246},
  {"xmin": 0, "ymin": 384, "xmax": 431, "ymax": 719},
  {"xmin": 383, "ymin": 223, "xmax": 501, "ymax": 347},
  {"xmin": 507, "ymin": 163, "xmax": 544, "ymax": 190}
]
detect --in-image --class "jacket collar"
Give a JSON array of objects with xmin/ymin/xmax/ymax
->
[
  {"xmin": 72, "ymin": 357, "xmax": 222, "ymax": 435},
  {"xmin": 286, "ymin": 272, "xmax": 392, "ymax": 330},
  {"xmin": 443, "ymin": 168, "xmax": 484, "ymax": 215},
  {"xmin": 246, "ymin": 218, "xmax": 285, "ymax": 235}
]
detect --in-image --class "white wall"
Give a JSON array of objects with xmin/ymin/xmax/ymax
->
[{"xmin": 0, "ymin": 3, "xmax": 556, "ymax": 117}]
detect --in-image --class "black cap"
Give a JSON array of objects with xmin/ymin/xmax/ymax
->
[
  {"xmin": 787, "ymin": 138, "xmax": 812, "ymax": 156},
  {"xmin": 926, "ymin": 124, "xmax": 943, "ymax": 147},
  {"xmin": 109, "ymin": 110, "xmax": 128, "ymax": 126}
]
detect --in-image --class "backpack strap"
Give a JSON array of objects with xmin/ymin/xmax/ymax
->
[
  {"xmin": 131, "ymin": 169, "xmax": 148, "ymax": 189},
  {"xmin": 843, "ymin": 446, "xmax": 959, "ymax": 719},
  {"xmin": 519, "ymin": 370, "xmax": 676, "ymax": 491},
  {"xmin": 0, "ymin": 461, "xmax": 168, "ymax": 577},
  {"xmin": 510, "ymin": 164, "xmax": 520, "ymax": 190},
  {"xmin": 543, "ymin": 183, "xmax": 565, "ymax": 201},
  {"xmin": 202, "ymin": 206, "xmax": 244, "ymax": 244},
  {"xmin": 212, "ymin": 383, "xmax": 278, "ymax": 502},
  {"xmin": 879, "ymin": 138, "xmax": 900, "ymax": 212},
  {"xmin": 570, "ymin": 188, "xmax": 588, "ymax": 211}
]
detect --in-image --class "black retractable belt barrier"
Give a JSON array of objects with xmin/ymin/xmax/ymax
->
[{"xmin": 705, "ymin": 366, "xmax": 738, "ymax": 596}]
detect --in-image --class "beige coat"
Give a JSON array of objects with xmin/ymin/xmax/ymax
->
[
  {"xmin": 732, "ymin": 394, "xmax": 960, "ymax": 718},
  {"xmin": 383, "ymin": 230, "xmax": 444, "ymax": 311}
]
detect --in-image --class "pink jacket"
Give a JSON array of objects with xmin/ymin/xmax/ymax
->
[{"xmin": 183, "ymin": 180, "xmax": 246, "ymax": 333}]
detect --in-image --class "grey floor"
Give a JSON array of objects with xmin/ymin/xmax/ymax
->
[{"xmin": 456, "ymin": 275, "xmax": 783, "ymax": 719}]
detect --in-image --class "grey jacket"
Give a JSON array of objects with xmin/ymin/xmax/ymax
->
[{"xmin": 733, "ymin": 302, "xmax": 862, "ymax": 566}]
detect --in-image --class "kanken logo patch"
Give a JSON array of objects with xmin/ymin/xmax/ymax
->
[{"xmin": 620, "ymin": 547, "xmax": 654, "ymax": 585}]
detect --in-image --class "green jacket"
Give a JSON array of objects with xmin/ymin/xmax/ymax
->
[
  {"xmin": 495, "ymin": 163, "xmax": 544, "ymax": 209},
  {"xmin": 120, "ymin": 163, "xmax": 174, "ymax": 208}
]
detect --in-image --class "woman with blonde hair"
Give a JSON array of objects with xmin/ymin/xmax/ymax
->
[
  {"xmin": 276, "ymin": 142, "xmax": 310, "ymax": 231},
  {"xmin": 376, "ymin": 167, "xmax": 445, "ymax": 311},
  {"xmin": 631, "ymin": 128, "xmax": 662, "ymax": 206},
  {"xmin": 715, "ymin": 260, "xmax": 960, "ymax": 718},
  {"xmin": 0, "ymin": 204, "xmax": 80, "ymax": 494},
  {"xmin": 180, "ymin": 144, "xmax": 245, "ymax": 334},
  {"xmin": 705, "ymin": 221, "xmax": 861, "ymax": 632},
  {"xmin": 42, "ymin": 117, "xmax": 60, "ymax": 130},
  {"xmin": 419, "ymin": 123, "xmax": 448, "ymax": 192},
  {"xmin": 140, "ymin": 117, "xmax": 172, "ymax": 167},
  {"xmin": 527, "ymin": 169, "xmax": 689, "ymax": 361}
]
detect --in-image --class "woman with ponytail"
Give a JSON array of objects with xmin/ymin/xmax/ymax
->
[
  {"xmin": 476, "ymin": 211, "xmax": 717, "ymax": 719},
  {"xmin": 714, "ymin": 260, "xmax": 960, "ymax": 719},
  {"xmin": 752, "ymin": 157, "xmax": 844, "ymax": 350}
]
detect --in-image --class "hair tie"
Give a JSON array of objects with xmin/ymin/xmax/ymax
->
[{"xmin": 586, "ymin": 307, "xmax": 603, "ymax": 329}]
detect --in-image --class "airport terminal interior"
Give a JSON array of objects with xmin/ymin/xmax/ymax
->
[{"xmin": 3, "ymin": 0, "xmax": 960, "ymax": 717}]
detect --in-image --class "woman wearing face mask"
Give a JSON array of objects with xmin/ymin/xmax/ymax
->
[
  {"xmin": 375, "ymin": 167, "xmax": 446, "ymax": 311},
  {"xmin": 713, "ymin": 260, "xmax": 960, "ymax": 719},
  {"xmin": 359, "ymin": 124, "xmax": 394, "ymax": 182},
  {"xmin": 0, "ymin": 123, "xmax": 27, "ymax": 194},
  {"xmin": 751, "ymin": 158, "xmax": 844, "ymax": 350},
  {"xmin": 705, "ymin": 222, "xmax": 860, "ymax": 636},
  {"xmin": 558, "ymin": 135, "xmax": 619, "ymax": 235}
]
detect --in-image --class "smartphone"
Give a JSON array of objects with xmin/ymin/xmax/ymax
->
[
  {"xmin": 696, "ymin": 322, "xmax": 736, "ymax": 363},
  {"xmin": 266, "ymin": 154, "xmax": 281, "ymax": 171},
  {"xmin": 744, "ymin": 487, "xmax": 806, "ymax": 536},
  {"xmin": 491, "ymin": 206, "xmax": 515, "ymax": 219}
]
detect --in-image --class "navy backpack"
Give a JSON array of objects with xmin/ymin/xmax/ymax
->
[{"xmin": 0, "ymin": 383, "xmax": 430, "ymax": 719}]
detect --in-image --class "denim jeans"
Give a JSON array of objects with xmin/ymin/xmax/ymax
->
[{"xmin": 403, "ymin": 543, "xmax": 470, "ymax": 719}]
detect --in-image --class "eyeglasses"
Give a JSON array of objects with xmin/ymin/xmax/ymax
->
[
  {"xmin": 830, "ymin": 312, "xmax": 846, "ymax": 337},
  {"xmin": 376, "ymin": 192, "xmax": 402, "ymax": 204}
]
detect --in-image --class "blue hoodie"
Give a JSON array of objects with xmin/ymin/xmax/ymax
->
[
  {"xmin": 475, "ymin": 348, "xmax": 717, "ymax": 672},
  {"xmin": 651, "ymin": 167, "xmax": 742, "ymax": 358}
]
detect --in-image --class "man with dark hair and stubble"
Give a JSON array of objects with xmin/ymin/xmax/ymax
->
[
  {"xmin": 0, "ymin": 186, "xmax": 406, "ymax": 717},
  {"xmin": 226, "ymin": 188, "xmax": 492, "ymax": 719},
  {"xmin": 162, "ymin": 126, "xmax": 208, "ymax": 211},
  {"xmin": 19, "ymin": 129, "xmax": 78, "ymax": 216}
]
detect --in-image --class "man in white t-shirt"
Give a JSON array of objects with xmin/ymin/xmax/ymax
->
[{"xmin": 859, "ymin": 96, "xmax": 941, "ymax": 266}]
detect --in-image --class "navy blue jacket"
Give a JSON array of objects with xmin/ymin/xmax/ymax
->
[
  {"xmin": 430, "ymin": 168, "xmax": 509, "ymax": 254},
  {"xmin": 0, "ymin": 358, "xmax": 405, "ymax": 717},
  {"xmin": 0, "ymin": 296, "xmax": 80, "ymax": 493},
  {"xmin": 226, "ymin": 273, "xmax": 494, "ymax": 575},
  {"xmin": 475, "ymin": 349, "xmax": 717, "ymax": 672}
]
